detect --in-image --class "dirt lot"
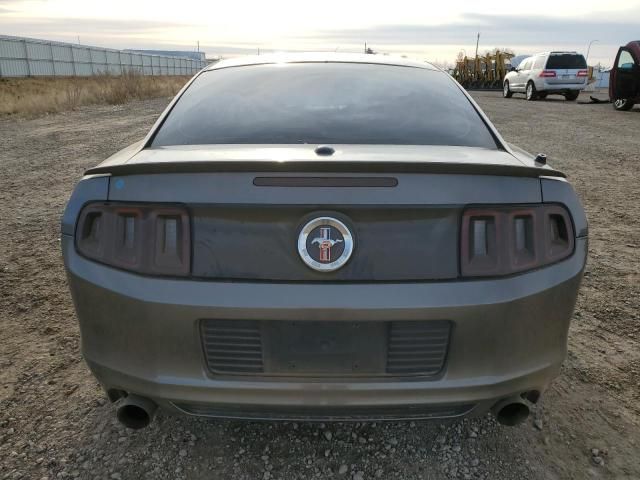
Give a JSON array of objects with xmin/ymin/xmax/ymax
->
[{"xmin": 0, "ymin": 92, "xmax": 639, "ymax": 480}]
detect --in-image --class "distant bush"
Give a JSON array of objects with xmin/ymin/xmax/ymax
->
[{"xmin": 0, "ymin": 73, "xmax": 190, "ymax": 116}]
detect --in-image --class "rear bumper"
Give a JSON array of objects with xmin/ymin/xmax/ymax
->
[
  {"xmin": 63, "ymin": 235, "xmax": 587, "ymax": 420},
  {"xmin": 539, "ymin": 80, "xmax": 586, "ymax": 92}
]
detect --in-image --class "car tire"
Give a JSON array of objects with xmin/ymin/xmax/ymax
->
[
  {"xmin": 613, "ymin": 99, "xmax": 635, "ymax": 111},
  {"xmin": 565, "ymin": 91, "xmax": 579, "ymax": 101},
  {"xmin": 526, "ymin": 82, "xmax": 537, "ymax": 101},
  {"xmin": 503, "ymin": 81, "xmax": 513, "ymax": 98}
]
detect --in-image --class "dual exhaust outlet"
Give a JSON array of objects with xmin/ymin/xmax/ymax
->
[
  {"xmin": 490, "ymin": 396, "xmax": 531, "ymax": 426},
  {"xmin": 114, "ymin": 394, "xmax": 531, "ymax": 429},
  {"xmin": 116, "ymin": 395, "xmax": 157, "ymax": 430}
]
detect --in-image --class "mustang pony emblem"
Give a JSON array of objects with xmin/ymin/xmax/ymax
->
[
  {"xmin": 311, "ymin": 227, "xmax": 344, "ymax": 262},
  {"xmin": 298, "ymin": 216, "xmax": 354, "ymax": 272}
]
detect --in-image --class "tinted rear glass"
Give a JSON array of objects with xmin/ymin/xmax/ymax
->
[
  {"xmin": 545, "ymin": 54, "xmax": 587, "ymax": 69},
  {"xmin": 151, "ymin": 63, "xmax": 497, "ymax": 148}
]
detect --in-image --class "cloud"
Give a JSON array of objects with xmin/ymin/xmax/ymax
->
[
  {"xmin": 2, "ymin": 5, "xmax": 637, "ymax": 64},
  {"xmin": 306, "ymin": 10, "xmax": 640, "ymax": 48},
  {"xmin": 1, "ymin": 16, "xmax": 187, "ymax": 34},
  {"xmin": 0, "ymin": 16, "xmax": 199, "ymax": 50}
]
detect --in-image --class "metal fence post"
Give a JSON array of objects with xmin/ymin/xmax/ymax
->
[
  {"xmin": 70, "ymin": 45, "xmax": 77, "ymax": 76},
  {"xmin": 49, "ymin": 41, "xmax": 56, "ymax": 76},
  {"xmin": 23, "ymin": 39, "xmax": 31, "ymax": 76},
  {"xmin": 88, "ymin": 47, "xmax": 94, "ymax": 75}
]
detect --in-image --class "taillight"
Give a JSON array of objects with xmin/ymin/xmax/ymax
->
[
  {"xmin": 577, "ymin": 69, "xmax": 588, "ymax": 77},
  {"xmin": 460, "ymin": 205, "xmax": 574, "ymax": 277},
  {"xmin": 76, "ymin": 203, "xmax": 190, "ymax": 276},
  {"xmin": 539, "ymin": 70, "xmax": 557, "ymax": 77}
]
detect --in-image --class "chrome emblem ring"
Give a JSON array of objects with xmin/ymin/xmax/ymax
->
[{"xmin": 297, "ymin": 216, "xmax": 354, "ymax": 272}]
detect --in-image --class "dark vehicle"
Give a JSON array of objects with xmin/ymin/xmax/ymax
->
[
  {"xmin": 610, "ymin": 41, "xmax": 640, "ymax": 111},
  {"xmin": 62, "ymin": 53, "xmax": 587, "ymax": 429}
]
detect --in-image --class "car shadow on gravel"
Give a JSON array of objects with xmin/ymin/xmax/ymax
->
[
  {"xmin": 506, "ymin": 96, "xmax": 577, "ymax": 103},
  {"xmin": 81, "ymin": 405, "xmax": 549, "ymax": 480}
]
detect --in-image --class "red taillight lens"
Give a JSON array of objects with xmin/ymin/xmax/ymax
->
[
  {"xmin": 76, "ymin": 203, "xmax": 190, "ymax": 276},
  {"xmin": 577, "ymin": 69, "xmax": 588, "ymax": 77},
  {"xmin": 460, "ymin": 205, "xmax": 574, "ymax": 277},
  {"xmin": 539, "ymin": 70, "xmax": 557, "ymax": 77}
]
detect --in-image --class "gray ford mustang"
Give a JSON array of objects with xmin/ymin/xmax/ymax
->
[{"xmin": 62, "ymin": 53, "xmax": 587, "ymax": 429}]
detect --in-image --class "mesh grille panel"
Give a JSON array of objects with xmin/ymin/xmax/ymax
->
[
  {"xmin": 201, "ymin": 320, "xmax": 451, "ymax": 377},
  {"xmin": 201, "ymin": 320, "xmax": 264, "ymax": 374},
  {"xmin": 386, "ymin": 321, "xmax": 451, "ymax": 375}
]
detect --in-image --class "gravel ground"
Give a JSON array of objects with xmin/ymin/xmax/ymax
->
[{"xmin": 0, "ymin": 92, "xmax": 639, "ymax": 480}]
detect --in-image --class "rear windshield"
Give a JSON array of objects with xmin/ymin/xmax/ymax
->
[
  {"xmin": 545, "ymin": 54, "xmax": 587, "ymax": 69},
  {"xmin": 151, "ymin": 63, "xmax": 498, "ymax": 148}
]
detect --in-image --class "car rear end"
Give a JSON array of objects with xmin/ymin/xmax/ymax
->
[
  {"xmin": 62, "ymin": 57, "xmax": 587, "ymax": 427},
  {"xmin": 536, "ymin": 52, "xmax": 588, "ymax": 94}
]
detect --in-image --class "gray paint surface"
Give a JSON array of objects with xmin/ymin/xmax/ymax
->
[
  {"xmin": 541, "ymin": 177, "xmax": 589, "ymax": 237},
  {"xmin": 62, "ymin": 166, "xmax": 586, "ymax": 420},
  {"xmin": 63, "ymin": 235, "xmax": 585, "ymax": 414},
  {"xmin": 107, "ymin": 172, "xmax": 542, "ymax": 205},
  {"xmin": 60, "ymin": 175, "xmax": 109, "ymax": 235},
  {"xmin": 60, "ymin": 54, "xmax": 588, "ymax": 420}
]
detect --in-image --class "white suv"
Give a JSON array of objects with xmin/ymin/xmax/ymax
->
[{"xmin": 503, "ymin": 52, "xmax": 588, "ymax": 101}]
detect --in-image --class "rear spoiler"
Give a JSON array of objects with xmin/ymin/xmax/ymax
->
[{"xmin": 85, "ymin": 161, "xmax": 566, "ymax": 179}]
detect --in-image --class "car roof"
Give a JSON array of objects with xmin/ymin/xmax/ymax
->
[
  {"xmin": 531, "ymin": 51, "xmax": 582, "ymax": 57},
  {"xmin": 206, "ymin": 52, "xmax": 439, "ymax": 72},
  {"xmin": 625, "ymin": 41, "xmax": 640, "ymax": 52}
]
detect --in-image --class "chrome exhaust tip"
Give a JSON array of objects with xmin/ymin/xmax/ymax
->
[
  {"xmin": 491, "ymin": 396, "xmax": 530, "ymax": 427},
  {"xmin": 116, "ymin": 395, "xmax": 157, "ymax": 429}
]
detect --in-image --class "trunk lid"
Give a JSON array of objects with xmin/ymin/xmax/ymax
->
[{"xmin": 105, "ymin": 163, "xmax": 545, "ymax": 281}]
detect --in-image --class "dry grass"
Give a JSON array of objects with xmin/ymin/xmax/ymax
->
[{"xmin": 0, "ymin": 72, "xmax": 190, "ymax": 116}]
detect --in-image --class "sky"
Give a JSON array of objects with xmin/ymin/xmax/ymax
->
[{"xmin": 2, "ymin": 0, "xmax": 639, "ymax": 67}]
